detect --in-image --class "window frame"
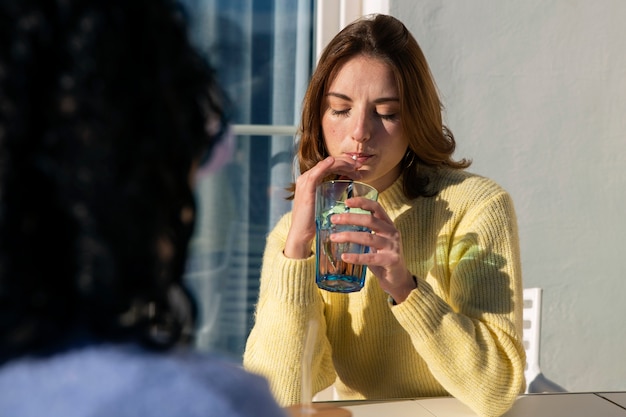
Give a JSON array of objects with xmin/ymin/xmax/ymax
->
[{"xmin": 231, "ymin": 0, "xmax": 389, "ymax": 138}]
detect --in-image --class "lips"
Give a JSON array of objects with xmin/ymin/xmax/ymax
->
[{"xmin": 348, "ymin": 153, "xmax": 372, "ymax": 163}]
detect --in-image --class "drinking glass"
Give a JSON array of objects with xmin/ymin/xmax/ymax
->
[{"xmin": 315, "ymin": 180, "xmax": 378, "ymax": 293}]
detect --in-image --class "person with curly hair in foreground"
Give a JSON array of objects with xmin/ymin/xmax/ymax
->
[{"xmin": 0, "ymin": 1, "xmax": 285, "ymax": 416}]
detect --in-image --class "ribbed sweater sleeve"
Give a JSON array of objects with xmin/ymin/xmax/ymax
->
[
  {"xmin": 243, "ymin": 170, "xmax": 526, "ymax": 417},
  {"xmin": 243, "ymin": 213, "xmax": 336, "ymax": 406},
  {"xmin": 389, "ymin": 184, "xmax": 526, "ymax": 417}
]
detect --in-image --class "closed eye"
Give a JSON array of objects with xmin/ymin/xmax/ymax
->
[
  {"xmin": 330, "ymin": 108, "xmax": 350, "ymax": 117},
  {"xmin": 377, "ymin": 112, "xmax": 398, "ymax": 121},
  {"xmin": 330, "ymin": 109, "xmax": 398, "ymax": 121}
]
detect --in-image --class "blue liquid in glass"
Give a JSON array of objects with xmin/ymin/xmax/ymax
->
[{"xmin": 315, "ymin": 224, "xmax": 369, "ymax": 293}]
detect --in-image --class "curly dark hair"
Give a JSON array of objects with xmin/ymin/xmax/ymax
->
[{"xmin": 0, "ymin": 0, "xmax": 228, "ymax": 362}]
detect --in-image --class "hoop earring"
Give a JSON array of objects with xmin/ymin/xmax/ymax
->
[{"xmin": 404, "ymin": 149, "xmax": 416, "ymax": 168}]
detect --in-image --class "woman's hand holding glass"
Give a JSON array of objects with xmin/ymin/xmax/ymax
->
[
  {"xmin": 284, "ymin": 155, "xmax": 416, "ymax": 303},
  {"xmin": 328, "ymin": 195, "xmax": 417, "ymax": 303},
  {"xmin": 284, "ymin": 156, "xmax": 362, "ymax": 259}
]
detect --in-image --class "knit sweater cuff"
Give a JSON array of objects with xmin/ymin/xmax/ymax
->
[
  {"xmin": 269, "ymin": 251, "xmax": 320, "ymax": 305},
  {"xmin": 391, "ymin": 279, "xmax": 450, "ymax": 340}
]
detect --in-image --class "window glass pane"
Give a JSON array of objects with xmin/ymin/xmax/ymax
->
[{"xmin": 180, "ymin": 0, "xmax": 313, "ymax": 360}]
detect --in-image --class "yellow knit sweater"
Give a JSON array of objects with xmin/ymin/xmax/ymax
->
[{"xmin": 243, "ymin": 168, "xmax": 526, "ymax": 417}]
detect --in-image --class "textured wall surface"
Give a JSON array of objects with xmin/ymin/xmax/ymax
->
[{"xmin": 391, "ymin": 0, "xmax": 626, "ymax": 391}]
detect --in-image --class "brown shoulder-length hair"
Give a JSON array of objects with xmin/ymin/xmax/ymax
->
[{"xmin": 291, "ymin": 14, "xmax": 470, "ymax": 199}]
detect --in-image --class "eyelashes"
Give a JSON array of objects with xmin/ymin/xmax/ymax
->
[{"xmin": 329, "ymin": 108, "xmax": 398, "ymax": 121}]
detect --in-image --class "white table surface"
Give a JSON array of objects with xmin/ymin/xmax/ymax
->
[
  {"xmin": 501, "ymin": 393, "xmax": 626, "ymax": 417},
  {"xmin": 598, "ymin": 392, "xmax": 626, "ymax": 409},
  {"xmin": 328, "ymin": 393, "xmax": 626, "ymax": 417}
]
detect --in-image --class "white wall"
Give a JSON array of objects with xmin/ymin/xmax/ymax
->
[{"xmin": 391, "ymin": 0, "xmax": 626, "ymax": 391}]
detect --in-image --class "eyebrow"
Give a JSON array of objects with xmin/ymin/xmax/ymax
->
[{"xmin": 326, "ymin": 92, "xmax": 399, "ymax": 104}]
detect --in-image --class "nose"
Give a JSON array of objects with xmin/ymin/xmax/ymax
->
[{"xmin": 350, "ymin": 110, "xmax": 371, "ymax": 143}]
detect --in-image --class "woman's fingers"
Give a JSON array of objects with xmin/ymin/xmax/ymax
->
[
  {"xmin": 286, "ymin": 156, "xmax": 363, "ymax": 259},
  {"xmin": 330, "ymin": 199, "xmax": 393, "ymax": 234}
]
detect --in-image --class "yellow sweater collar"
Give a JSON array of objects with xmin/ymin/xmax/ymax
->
[{"xmin": 377, "ymin": 175, "xmax": 411, "ymax": 217}]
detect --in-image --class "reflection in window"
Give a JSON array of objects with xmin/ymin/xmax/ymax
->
[{"xmin": 180, "ymin": 0, "xmax": 313, "ymax": 360}]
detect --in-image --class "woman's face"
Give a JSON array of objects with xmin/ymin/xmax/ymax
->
[{"xmin": 321, "ymin": 55, "xmax": 407, "ymax": 192}]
